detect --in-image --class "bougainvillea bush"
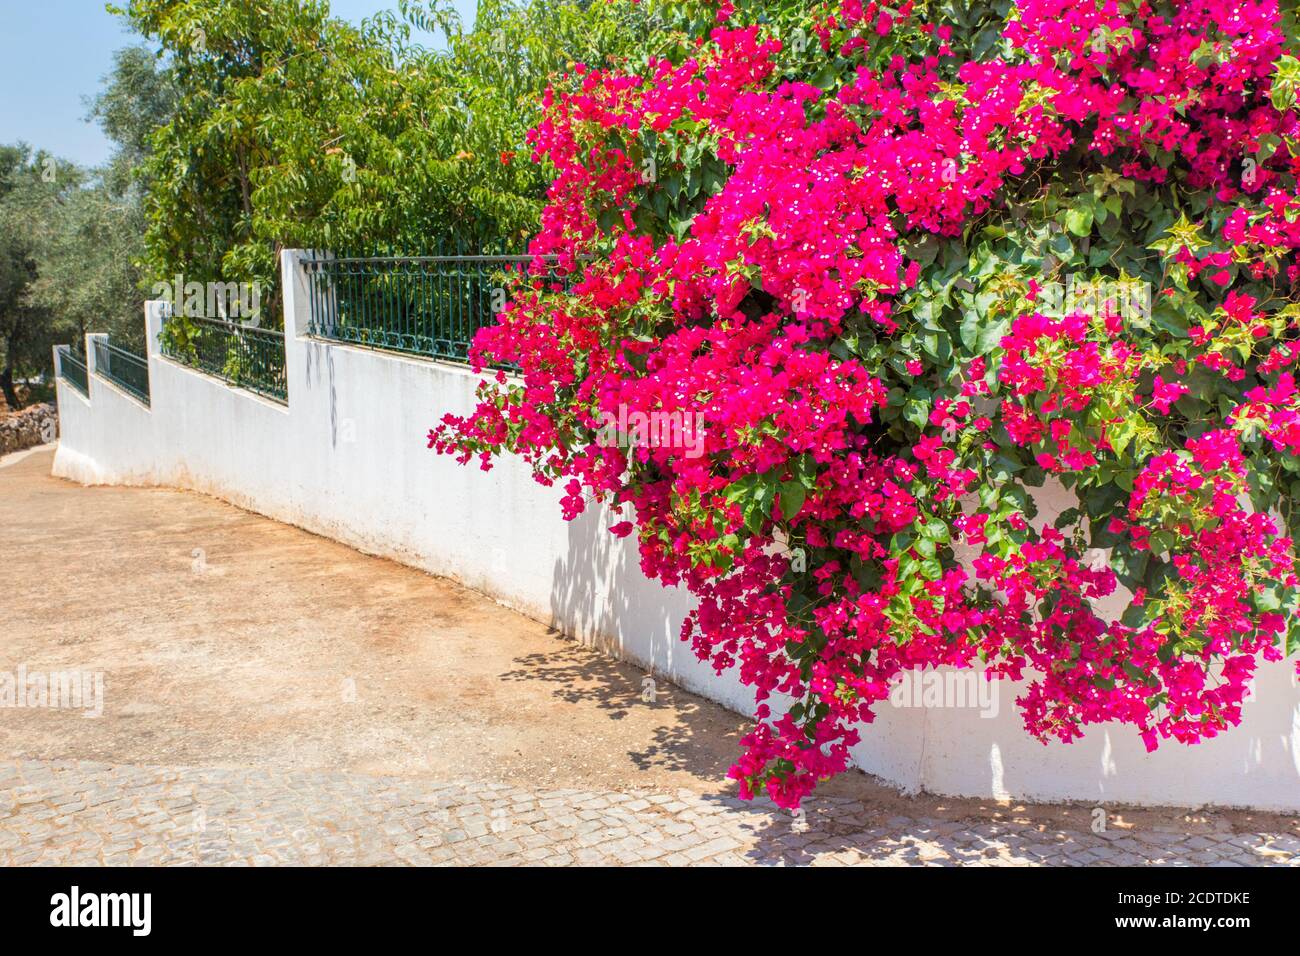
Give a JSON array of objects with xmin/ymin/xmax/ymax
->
[{"xmin": 432, "ymin": 0, "xmax": 1300, "ymax": 806}]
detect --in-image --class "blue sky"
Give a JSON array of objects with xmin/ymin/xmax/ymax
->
[{"xmin": 0, "ymin": 0, "xmax": 477, "ymax": 168}]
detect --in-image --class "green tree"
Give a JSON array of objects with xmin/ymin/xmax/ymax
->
[
  {"xmin": 26, "ymin": 181, "xmax": 151, "ymax": 354},
  {"xmin": 88, "ymin": 45, "xmax": 177, "ymax": 200},
  {"xmin": 0, "ymin": 41, "xmax": 172, "ymax": 406},
  {"xmin": 0, "ymin": 147, "xmax": 78, "ymax": 409},
  {"xmin": 114, "ymin": 0, "xmax": 668, "ymax": 317}
]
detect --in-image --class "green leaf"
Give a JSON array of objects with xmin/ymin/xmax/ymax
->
[
  {"xmin": 779, "ymin": 481, "xmax": 806, "ymax": 521},
  {"xmin": 1065, "ymin": 204, "xmax": 1094, "ymax": 237},
  {"xmin": 922, "ymin": 520, "xmax": 950, "ymax": 543},
  {"xmin": 1148, "ymin": 530, "xmax": 1176, "ymax": 556}
]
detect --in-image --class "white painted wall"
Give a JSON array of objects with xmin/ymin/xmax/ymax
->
[{"xmin": 51, "ymin": 250, "xmax": 1300, "ymax": 812}]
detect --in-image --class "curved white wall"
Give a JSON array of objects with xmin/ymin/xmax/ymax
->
[{"xmin": 50, "ymin": 250, "xmax": 1300, "ymax": 813}]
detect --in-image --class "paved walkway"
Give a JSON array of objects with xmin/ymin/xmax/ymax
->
[
  {"xmin": 6, "ymin": 760, "xmax": 1298, "ymax": 867},
  {"xmin": 2, "ymin": 445, "xmax": 1298, "ymax": 866}
]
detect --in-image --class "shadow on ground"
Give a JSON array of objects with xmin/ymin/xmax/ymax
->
[{"xmin": 500, "ymin": 633, "xmax": 744, "ymax": 782}]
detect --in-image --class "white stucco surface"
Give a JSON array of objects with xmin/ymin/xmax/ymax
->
[{"xmin": 50, "ymin": 250, "xmax": 1300, "ymax": 812}]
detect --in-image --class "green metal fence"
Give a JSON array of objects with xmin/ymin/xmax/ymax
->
[
  {"xmin": 160, "ymin": 316, "xmax": 287, "ymax": 403},
  {"xmin": 302, "ymin": 253, "xmax": 566, "ymax": 363},
  {"xmin": 57, "ymin": 345, "xmax": 89, "ymax": 397},
  {"xmin": 92, "ymin": 338, "xmax": 150, "ymax": 406}
]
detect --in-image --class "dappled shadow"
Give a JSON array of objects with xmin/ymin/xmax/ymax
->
[
  {"xmin": 498, "ymin": 628, "xmax": 744, "ymax": 782},
  {"xmin": 626, "ymin": 719, "xmax": 722, "ymax": 776},
  {"xmin": 546, "ymin": 504, "xmax": 694, "ymax": 671},
  {"xmin": 537, "ymin": 502, "xmax": 761, "ymax": 784},
  {"xmin": 693, "ymin": 791, "xmax": 1085, "ymax": 866},
  {"xmin": 696, "ymin": 789, "xmax": 1293, "ymax": 867},
  {"xmin": 499, "ymin": 638, "xmax": 649, "ymax": 719}
]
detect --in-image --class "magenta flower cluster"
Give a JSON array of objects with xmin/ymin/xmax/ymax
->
[{"xmin": 433, "ymin": 0, "xmax": 1300, "ymax": 806}]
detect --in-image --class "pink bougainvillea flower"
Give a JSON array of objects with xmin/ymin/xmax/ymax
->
[{"xmin": 432, "ymin": 0, "xmax": 1300, "ymax": 807}]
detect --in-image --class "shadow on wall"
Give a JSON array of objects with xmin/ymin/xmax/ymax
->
[
  {"xmin": 533, "ymin": 500, "xmax": 749, "ymax": 782},
  {"xmin": 548, "ymin": 501, "xmax": 694, "ymax": 680}
]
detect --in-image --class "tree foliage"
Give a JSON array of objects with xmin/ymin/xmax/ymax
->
[
  {"xmin": 0, "ymin": 43, "xmax": 170, "ymax": 406},
  {"xmin": 116, "ymin": 0, "xmax": 669, "ymax": 314},
  {"xmin": 0, "ymin": 147, "xmax": 79, "ymax": 409}
]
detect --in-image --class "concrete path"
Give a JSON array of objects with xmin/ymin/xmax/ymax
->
[{"xmin": 2, "ymin": 445, "xmax": 1298, "ymax": 866}]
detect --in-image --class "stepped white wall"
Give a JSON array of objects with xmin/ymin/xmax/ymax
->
[{"xmin": 51, "ymin": 250, "xmax": 1300, "ymax": 812}]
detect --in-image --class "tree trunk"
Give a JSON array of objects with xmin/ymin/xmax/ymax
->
[{"xmin": 0, "ymin": 354, "xmax": 18, "ymax": 410}]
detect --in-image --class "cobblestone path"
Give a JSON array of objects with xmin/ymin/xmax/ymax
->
[{"xmin": 3, "ymin": 760, "xmax": 1298, "ymax": 867}]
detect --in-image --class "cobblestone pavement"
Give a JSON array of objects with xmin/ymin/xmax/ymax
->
[{"xmin": 3, "ymin": 760, "xmax": 1298, "ymax": 867}]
